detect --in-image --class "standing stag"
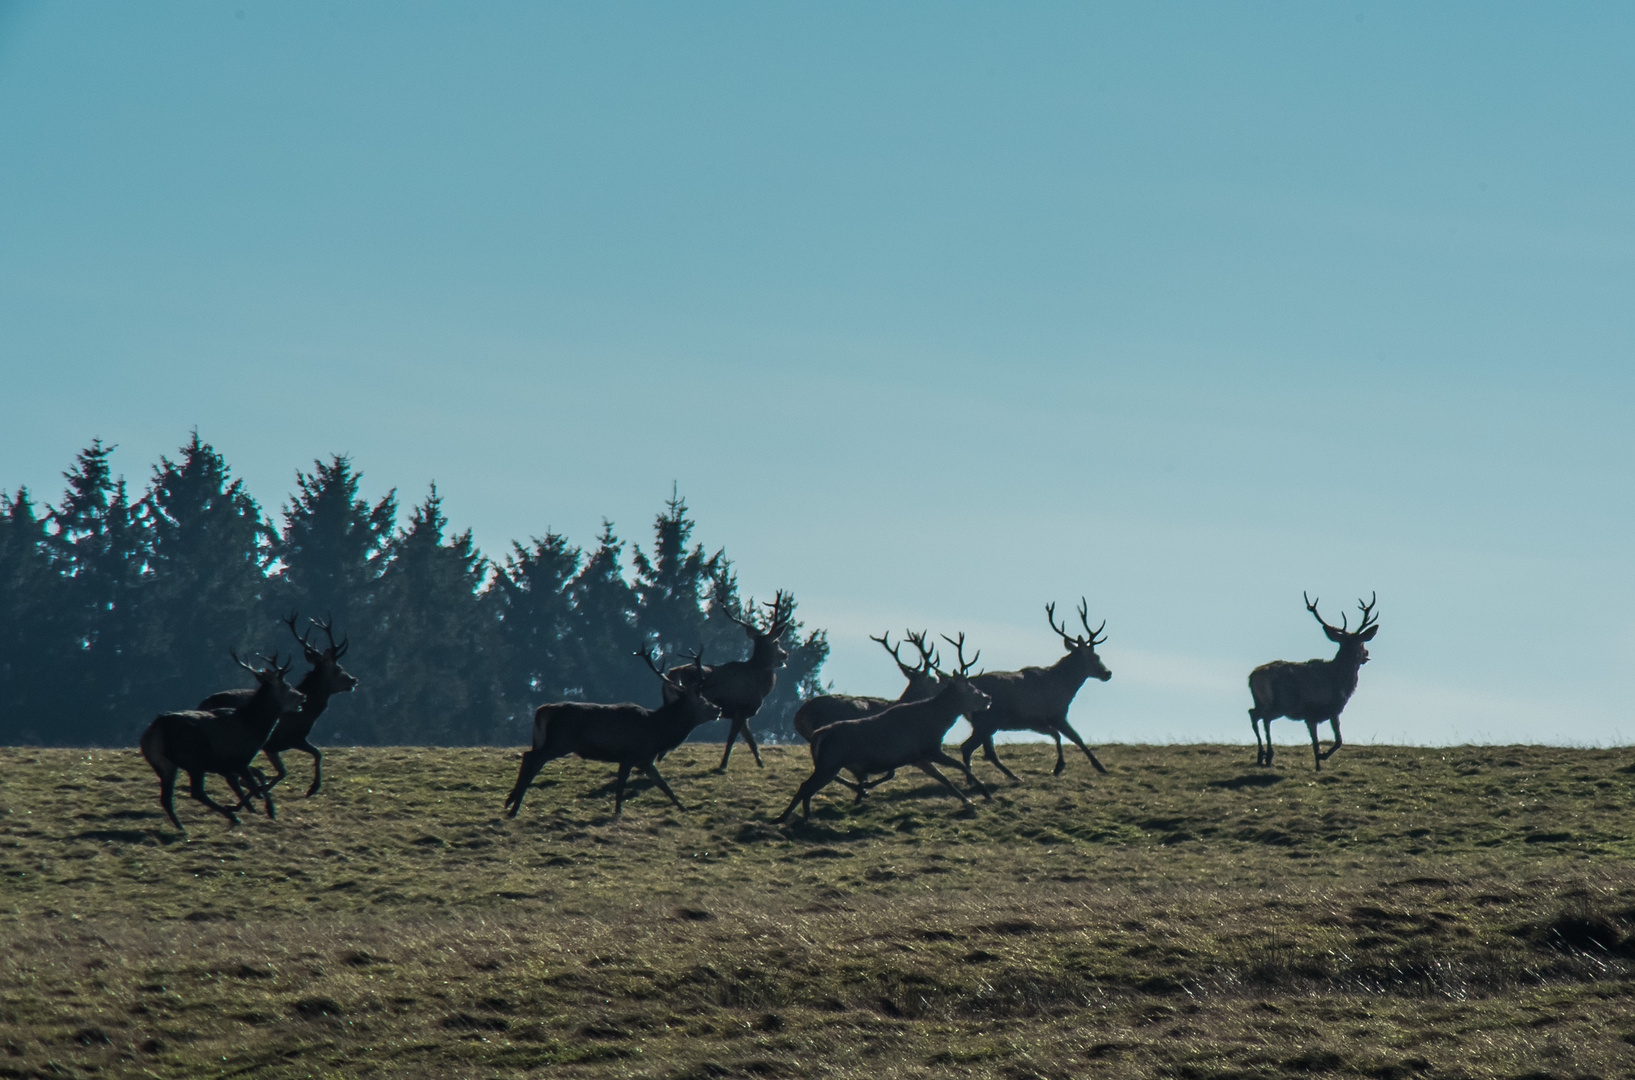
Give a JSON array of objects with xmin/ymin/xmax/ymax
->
[
  {"xmin": 960, "ymin": 600, "xmax": 1112, "ymax": 782},
  {"xmin": 140, "ymin": 652, "xmax": 305, "ymax": 830},
  {"xmin": 1249, "ymin": 592, "xmax": 1378, "ymax": 771},
  {"xmin": 793, "ymin": 629, "xmax": 944, "ymax": 801},
  {"xmin": 505, "ymin": 650, "xmax": 721, "ymax": 819},
  {"xmin": 199, "ymin": 612, "xmax": 356, "ymax": 796},
  {"xmin": 775, "ymin": 635, "xmax": 991, "ymax": 822},
  {"xmin": 666, "ymin": 591, "xmax": 793, "ymax": 772}
]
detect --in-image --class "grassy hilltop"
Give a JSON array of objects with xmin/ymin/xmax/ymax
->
[{"xmin": 2, "ymin": 743, "xmax": 1635, "ymax": 1079}]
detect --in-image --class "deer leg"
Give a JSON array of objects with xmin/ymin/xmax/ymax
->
[
  {"xmin": 742, "ymin": 722, "xmax": 764, "ymax": 767},
  {"xmin": 715, "ymin": 720, "xmax": 744, "ymax": 771},
  {"xmin": 912, "ymin": 762, "xmax": 974, "ymax": 807},
  {"xmin": 1321, "ymin": 718, "xmax": 1343, "ymax": 760},
  {"xmin": 980, "ymin": 737, "xmax": 1021, "ymax": 783},
  {"xmin": 640, "ymin": 761, "xmax": 687, "ymax": 812},
  {"xmin": 611, "ymin": 763, "xmax": 634, "ymax": 818},
  {"xmin": 504, "ymin": 747, "xmax": 554, "ymax": 818},
  {"xmin": 1250, "ymin": 715, "xmax": 1264, "ymax": 765},
  {"xmin": 1055, "ymin": 719, "xmax": 1107, "ymax": 774},
  {"xmin": 1307, "ymin": 721, "xmax": 1323, "ymax": 772},
  {"xmin": 259, "ymin": 748, "xmax": 290, "ymax": 793},
  {"xmin": 1051, "ymin": 731, "xmax": 1066, "ymax": 775},
  {"xmin": 154, "ymin": 763, "xmax": 183, "ymax": 831},
  {"xmin": 186, "ymin": 770, "xmax": 241, "ymax": 826},
  {"xmin": 297, "ymin": 741, "xmax": 323, "ymax": 797},
  {"xmin": 775, "ymin": 765, "xmax": 843, "ymax": 823},
  {"xmin": 931, "ymin": 749, "xmax": 991, "ymax": 800}
]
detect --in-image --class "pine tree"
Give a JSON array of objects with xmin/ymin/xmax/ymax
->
[
  {"xmin": 365, "ymin": 486, "xmax": 509, "ymax": 745},
  {"xmin": 0, "ymin": 488, "xmax": 64, "ymax": 743},
  {"xmin": 562, "ymin": 521, "xmax": 648, "ymax": 705},
  {"xmin": 46, "ymin": 440, "xmax": 151, "ymax": 744},
  {"xmin": 631, "ymin": 488, "xmax": 721, "ymax": 662},
  {"xmin": 492, "ymin": 532, "xmax": 581, "ymax": 713},
  {"xmin": 276, "ymin": 455, "xmax": 396, "ymax": 630},
  {"xmin": 142, "ymin": 431, "xmax": 278, "ymax": 711}
]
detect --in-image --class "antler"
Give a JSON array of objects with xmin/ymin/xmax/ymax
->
[
  {"xmin": 1076, "ymin": 598, "xmax": 1107, "ymax": 646},
  {"xmin": 869, "ymin": 631, "xmax": 916, "ymax": 678},
  {"xmin": 939, "ymin": 632, "xmax": 981, "ymax": 677},
  {"xmin": 310, "ymin": 612, "xmax": 348, "ymax": 658},
  {"xmin": 281, "ymin": 610, "xmax": 318, "ymax": 656},
  {"xmin": 1355, "ymin": 592, "xmax": 1379, "ymax": 633},
  {"xmin": 1304, "ymin": 591, "xmax": 1343, "ymax": 632},
  {"xmin": 905, "ymin": 629, "xmax": 940, "ymax": 674},
  {"xmin": 763, "ymin": 590, "xmax": 793, "ymax": 635}
]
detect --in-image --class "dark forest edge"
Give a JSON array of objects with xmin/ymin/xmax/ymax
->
[{"xmin": 0, "ymin": 433, "xmax": 827, "ymax": 747}]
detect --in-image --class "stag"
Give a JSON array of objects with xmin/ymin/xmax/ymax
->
[
  {"xmin": 199, "ymin": 612, "xmax": 356, "ymax": 796},
  {"xmin": 504, "ymin": 650, "xmax": 721, "ymax": 819},
  {"xmin": 1249, "ymin": 592, "xmax": 1378, "ymax": 771},
  {"xmin": 775, "ymin": 635, "xmax": 991, "ymax": 822},
  {"xmin": 665, "ymin": 591, "xmax": 793, "ymax": 772},
  {"xmin": 140, "ymin": 652, "xmax": 305, "ymax": 831},
  {"xmin": 792, "ymin": 630, "xmax": 943, "ymax": 801},
  {"xmin": 959, "ymin": 600, "xmax": 1112, "ymax": 782},
  {"xmin": 792, "ymin": 629, "xmax": 942, "ymax": 741}
]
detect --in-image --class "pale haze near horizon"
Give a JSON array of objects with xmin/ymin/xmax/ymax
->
[{"xmin": 1, "ymin": 3, "xmax": 1630, "ymax": 748}]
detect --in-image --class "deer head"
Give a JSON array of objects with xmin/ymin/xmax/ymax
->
[
  {"xmin": 1047, "ymin": 598, "xmax": 1111, "ymax": 682},
  {"xmin": 283, "ymin": 611, "xmax": 359, "ymax": 696},
  {"xmin": 1305, "ymin": 592, "xmax": 1379, "ymax": 662},
  {"xmin": 232, "ymin": 650, "xmax": 306, "ymax": 714},
  {"xmin": 938, "ymin": 631, "xmax": 992, "ymax": 715},
  {"xmin": 640, "ymin": 648, "xmax": 721, "ymax": 721},
  {"xmin": 729, "ymin": 590, "xmax": 793, "ymax": 667}
]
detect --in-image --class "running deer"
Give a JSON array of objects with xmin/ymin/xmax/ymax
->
[
  {"xmin": 665, "ymin": 591, "xmax": 793, "ymax": 772},
  {"xmin": 1249, "ymin": 592, "xmax": 1378, "ymax": 771},
  {"xmin": 792, "ymin": 629, "xmax": 943, "ymax": 801},
  {"xmin": 199, "ymin": 612, "xmax": 357, "ymax": 796},
  {"xmin": 960, "ymin": 600, "xmax": 1112, "ymax": 782},
  {"xmin": 140, "ymin": 652, "xmax": 305, "ymax": 831},
  {"xmin": 775, "ymin": 635, "xmax": 991, "ymax": 822},
  {"xmin": 504, "ymin": 650, "xmax": 721, "ymax": 819}
]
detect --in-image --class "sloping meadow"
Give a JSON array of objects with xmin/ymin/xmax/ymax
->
[{"xmin": 3, "ymin": 743, "xmax": 1635, "ymax": 1078}]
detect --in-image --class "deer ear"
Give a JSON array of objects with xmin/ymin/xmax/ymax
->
[
  {"xmin": 1360, "ymin": 624, "xmax": 1379, "ymax": 641},
  {"xmin": 1323, "ymin": 625, "xmax": 1345, "ymax": 643}
]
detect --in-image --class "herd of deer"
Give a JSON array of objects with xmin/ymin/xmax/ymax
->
[{"xmin": 136, "ymin": 591, "xmax": 1380, "ymax": 830}]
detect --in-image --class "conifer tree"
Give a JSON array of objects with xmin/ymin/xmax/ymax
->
[
  {"xmin": 562, "ymin": 521, "xmax": 648, "ymax": 705},
  {"xmin": 631, "ymin": 488, "xmax": 721, "ymax": 661},
  {"xmin": 47, "ymin": 440, "xmax": 151, "ymax": 744},
  {"xmin": 0, "ymin": 489, "xmax": 64, "ymax": 742},
  {"xmin": 492, "ymin": 532, "xmax": 581, "ymax": 713},
  {"xmin": 364, "ymin": 486, "xmax": 509, "ymax": 745},
  {"xmin": 276, "ymin": 455, "xmax": 396, "ymax": 631},
  {"xmin": 142, "ymin": 431, "xmax": 278, "ymax": 711}
]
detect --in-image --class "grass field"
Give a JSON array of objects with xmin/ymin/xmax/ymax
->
[{"xmin": 3, "ymin": 741, "xmax": 1635, "ymax": 1079}]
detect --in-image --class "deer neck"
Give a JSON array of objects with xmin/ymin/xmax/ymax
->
[
  {"xmin": 1045, "ymin": 650, "xmax": 1095, "ymax": 691},
  {"xmin": 241, "ymin": 681, "xmax": 290, "ymax": 737},
  {"xmin": 747, "ymin": 637, "xmax": 784, "ymax": 671},
  {"xmin": 1327, "ymin": 644, "xmax": 1365, "ymax": 691},
  {"xmin": 294, "ymin": 667, "xmax": 333, "ymax": 718}
]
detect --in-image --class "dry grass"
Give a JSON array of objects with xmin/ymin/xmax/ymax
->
[{"xmin": 3, "ymin": 742, "xmax": 1635, "ymax": 1078}]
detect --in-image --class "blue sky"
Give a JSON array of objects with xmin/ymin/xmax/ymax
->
[{"xmin": 2, "ymin": 3, "xmax": 1631, "ymax": 746}]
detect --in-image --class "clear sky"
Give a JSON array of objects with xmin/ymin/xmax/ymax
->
[{"xmin": 2, "ymin": 3, "xmax": 1631, "ymax": 747}]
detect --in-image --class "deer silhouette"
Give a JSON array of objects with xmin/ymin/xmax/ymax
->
[
  {"xmin": 665, "ymin": 591, "xmax": 793, "ymax": 772},
  {"xmin": 959, "ymin": 600, "xmax": 1112, "ymax": 782},
  {"xmin": 1249, "ymin": 592, "xmax": 1379, "ymax": 770},
  {"xmin": 504, "ymin": 650, "xmax": 720, "ymax": 819},
  {"xmin": 793, "ymin": 629, "xmax": 944, "ymax": 801},
  {"xmin": 199, "ymin": 612, "xmax": 356, "ymax": 796},
  {"xmin": 140, "ymin": 652, "xmax": 305, "ymax": 830}
]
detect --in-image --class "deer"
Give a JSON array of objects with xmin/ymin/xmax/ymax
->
[
  {"xmin": 1249, "ymin": 592, "xmax": 1378, "ymax": 771},
  {"xmin": 198, "ymin": 612, "xmax": 357, "ymax": 797},
  {"xmin": 774, "ymin": 635, "xmax": 991, "ymax": 823},
  {"xmin": 792, "ymin": 629, "xmax": 944, "ymax": 802},
  {"xmin": 139, "ymin": 652, "xmax": 305, "ymax": 831},
  {"xmin": 959, "ymin": 599, "xmax": 1112, "ymax": 783},
  {"xmin": 664, "ymin": 591, "xmax": 793, "ymax": 772},
  {"xmin": 504, "ymin": 650, "xmax": 722, "ymax": 820},
  {"xmin": 793, "ymin": 629, "xmax": 942, "ymax": 741}
]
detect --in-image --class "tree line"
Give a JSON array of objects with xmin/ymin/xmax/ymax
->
[{"xmin": 0, "ymin": 433, "xmax": 827, "ymax": 747}]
